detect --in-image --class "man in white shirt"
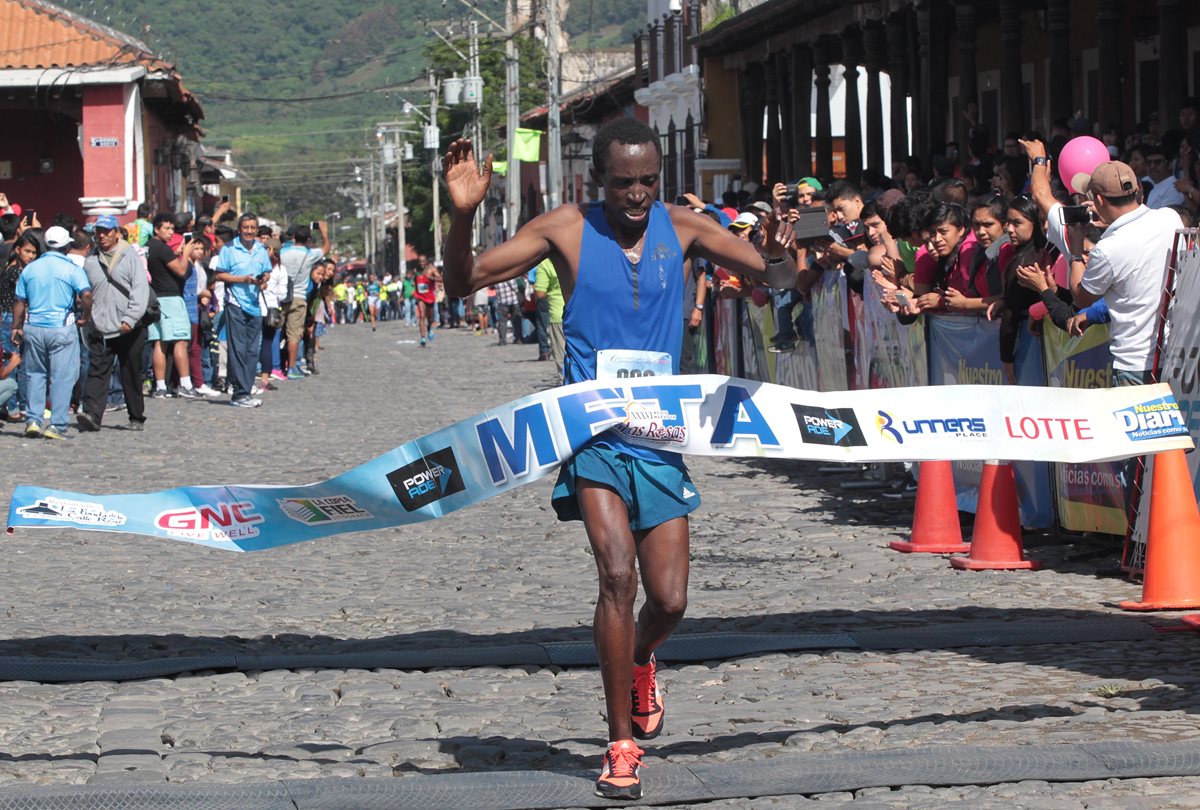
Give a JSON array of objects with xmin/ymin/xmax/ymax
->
[
  {"xmin": 1066, "ymin": 161, "xmax": 1183, "ymax": 384},
  {"xmin": 1143, "ymin": 144, "xmax": 1185, "ymax": 210}
]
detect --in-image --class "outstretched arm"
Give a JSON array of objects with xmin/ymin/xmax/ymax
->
[
  {"xmin": 442, "ymin": 139, "xmax": 564, "ymax": 297},
  {"xmin": 677, "ymin": 206, "xmax": 797, "ymax": 289}
]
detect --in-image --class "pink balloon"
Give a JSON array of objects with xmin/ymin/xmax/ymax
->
[{"xmin": 1057, "ymin": 136, "xmax": 1110, "ymax": 195}]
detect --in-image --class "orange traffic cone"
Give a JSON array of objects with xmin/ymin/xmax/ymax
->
[
  {"xmin": 1120, "ymin": 449, "xmax": 1200, "ymax": 610},
  {"xmin": 889, "ymin": 460, "xmax": 970, "ymax": 553},
  {"xmin": 950, "ymin": 461, "xmax": 1041, "ymax": 570}
]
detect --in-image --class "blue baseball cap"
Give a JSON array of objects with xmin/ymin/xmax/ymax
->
[{"xmin": 93, "ymin": 215, "xmax": 119, "ymax": 230}]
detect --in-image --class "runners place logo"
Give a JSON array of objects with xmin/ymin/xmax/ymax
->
[
  {"xmin": 15, "ymin": 497, "xmax": 126, "ymax": 527},
  {"xmin": 793, "ymin": 405, "xmax": 867, "ymax": 447},
  {"xmin": 278, "ymin": 496, "xmax": 373, "ymax": 525},
  {"xmin": 155, "ymin": 502, "xmax": 262, "ymax": 542},
  {"xmin": 877, "ymin": 410, "xmax": 987, "ymax": 444},
  {"xmin": 877, "ymin": 410, "xmax": 903, "ymax": 443},
  {"xmin": 387, "ymin": 447, "xmax": 466, "ymax": 511},
  {"xmin": 1114, "ymin": 396, "xmax": 1188, "ymax": 442}
]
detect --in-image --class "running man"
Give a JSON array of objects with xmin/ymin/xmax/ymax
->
[
  {"xmin": 442, "ymin": 116, "xmax": 797, "ymax": 800},
  {"xmin": 413, "ymin": 263, "xmax": 437, "ymax": 347}
]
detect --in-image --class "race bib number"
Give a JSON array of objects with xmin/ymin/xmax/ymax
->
[{"xmin": 596, "ymin": 350, "xmax": 673, "ymax": 380}]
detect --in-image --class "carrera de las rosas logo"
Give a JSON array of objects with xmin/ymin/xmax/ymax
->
[
  {"xmin": 15, "ymin": 497, "xmax": 126, "ymax": 527},
  {"xmin": 386, "ymin": 447, "xmax": 466, "ymax": 511},
  {"xmin": 155, "ymin": 502, "xmax": 263, "ymax": 542},
  {"xmin": 278, "ymin": 496, "xmax": 373, "ymax": 525},
  {"xmin": 877, "ymin": 410, "xmax": 987, "ymax": 444},
  {"xmin": 792, "ymin": 405, "xmax": 867, "ymax": 447},
  {"xmin": 617, "ymin": 399, "xmax": 687, "ymax": 445},
  {"xmin": 1114, "ymin": 396, "xmax": 1188, "ymax": 441}
]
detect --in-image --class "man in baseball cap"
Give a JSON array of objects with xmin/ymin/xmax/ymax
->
[
  {"xmin": 11, "ymin": 223, "xmax": 92, "ymax": 439},
  {"xmin": 1070, "ymin": 157, "xmax": 1183, "ymax": 518}
]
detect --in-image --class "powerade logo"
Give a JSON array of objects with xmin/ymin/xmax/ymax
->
[
  {"xmin": 877, "ymin": 410, "xmax": 987, "ymax": 444},
  {"xmin": 387, "ymin": 447, "xmax": 466, "ymax": 511},
  {"xmin": 1114, "ymin": 396, "xmax": 1188, "ymax": 442},
  {"xmin": 792, "ymin": 405, "xmax": 867, "ymax": 447}
]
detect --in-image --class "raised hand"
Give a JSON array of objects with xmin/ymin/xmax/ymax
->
[
  {"xmin": 760, "ymin": 206, "xmax": 795, "ymax": 259},
  {"xmin": 444, "ymin": 138, "xmax": 493, "ymax": 215},
  {"xmin": 1015, "ymin": 263, "xmax": 1048, "ymax": 291}
]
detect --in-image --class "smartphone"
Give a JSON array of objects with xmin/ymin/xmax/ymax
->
[
  {"xmin": 183, "ymin": 232, "xmax": 193, "ymax": 242},
  {"xmin": 310, "ymin": 220, "xmax": 320, "ymax": 232},
  {"xmin": 23, "ymin": 210, "xmax": 34, "ymax": 225},
  {"xmin": 793, "ymin": 206, "xmax": 831, "ymax": 240},
  {"xmin": 1060, "ymin": 205, "xmax": 1091, "ymax": 226},
  {"xmin": 221, "ymin": 195, "xmax": 229, "ymax": 203},
  {"xmin": 894, "ymin": 291, "xmax": 912, "ymax": 310}
]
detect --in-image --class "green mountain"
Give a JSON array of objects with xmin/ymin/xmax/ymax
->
[{"xmin": 53, "ymin": 0, "xmax": 641, "ymax": 251}]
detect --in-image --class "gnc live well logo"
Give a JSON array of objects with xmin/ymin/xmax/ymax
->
[{"xmin": 155, "ymin": 502, "xmax": 263, "ymax": 542}]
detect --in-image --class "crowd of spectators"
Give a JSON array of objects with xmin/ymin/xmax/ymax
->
[
  {"xmin": 688, "ymin": 100, "xmax": 1195, "ymax": 392},
  {"xmin": 0, "ymin": 200, "xmax": 355, "ymax": 437}
]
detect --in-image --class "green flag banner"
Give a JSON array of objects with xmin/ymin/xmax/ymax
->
[{"xmin": 513, "ymin": 128, "xmax": 542, "ymax": 162}]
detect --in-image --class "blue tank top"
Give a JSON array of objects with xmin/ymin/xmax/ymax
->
[{"xmin": 563, "ymin": 201, "xmax": 685, "ymax": 464}]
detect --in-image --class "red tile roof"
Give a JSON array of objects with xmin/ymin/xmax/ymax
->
[{"xmin": 0, "ymin": 0, "xmax": 171, "ymax": 71}]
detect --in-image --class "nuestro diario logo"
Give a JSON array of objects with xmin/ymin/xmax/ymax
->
[
  {"xmin": 1114, "ymin": 396, "xmax": 1188, "ymax": 441},
  {"xmin": 15, "ymin": 497, "xmax": 126, "ymax": 527},
  {"xmin": 155, "ymin": 502, "xmax": 263, "ymax": 542},
  {"xmin": 278, "ymin": 496, "xmax": 373, "ymax": 525},
  {"xmin": 876, "ymin": 410, "xmax": 987, "ymax": 445},
  {"xmin": 386, "ymin": 447, "xmax": 466, "ymax": 511},
  {"xmin": 792, "ymin": 405, "xmax": 867, "ymax": 447}
]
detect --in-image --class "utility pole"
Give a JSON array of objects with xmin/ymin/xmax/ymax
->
[
  {"xmin": 545, "ymin": 0, "xmax": 563, "ymax": 210},
  {"xmin": 429, "ymin": 72, "xmax": 443, "ymax": 266},
  {"xmin": 505, "ymin": 0, "xmax": 519, "ymax": 237},
  {"xmin": 469, "ymin": 19, "xmax": 484, "ymax": 247},
  {"xmin": 396, "ymin": 132, "xmax": 407, "ymax": 276}
]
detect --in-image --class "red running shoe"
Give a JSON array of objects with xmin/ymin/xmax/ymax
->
[
  {"xmin": 595, "ymin": 739, "xmax": 644, "ymax": 800},
  {"xmin": 631, "ymin": 654, "xmax": 664, "ymax": 740}
]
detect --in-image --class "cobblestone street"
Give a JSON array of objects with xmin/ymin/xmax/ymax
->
[{"xmin": 2, "ymin": 319, "xmax": 1200, "ymax": 808}]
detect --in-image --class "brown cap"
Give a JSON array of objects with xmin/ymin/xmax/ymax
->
[{"xmin": 1087, "ymin": 161, "xmax": 1139, "ymax": 199}]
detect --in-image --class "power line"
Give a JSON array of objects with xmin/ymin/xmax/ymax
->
[{"xmin": 196, "ymin": 75, "xmax": 424, "ymax": 104}]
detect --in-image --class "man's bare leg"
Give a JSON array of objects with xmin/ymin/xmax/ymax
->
[
  {"xmin": 633, "ymin": 517, "xmax": 689, "ymax": 666},
  {"xmin": 578, "ymin": 480, "xmax": 689, "ymax": 741}
]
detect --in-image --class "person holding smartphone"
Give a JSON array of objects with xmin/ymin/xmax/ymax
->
[{"xmin": 213, "ymin": 213, "xmax": 271, "ymax": 408}]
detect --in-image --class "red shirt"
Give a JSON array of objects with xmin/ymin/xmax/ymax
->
[
  {"xmin": 414, "ymin": 273, "xmax": 436, "ymax": 304},
  {"xmin": 914, "ymin": 231, "xmax": 984, "ymax": 296}
]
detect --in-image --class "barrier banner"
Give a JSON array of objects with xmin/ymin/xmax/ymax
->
[
  {"xmin": 1134, "ymin": 235, "xmax": 1200, "ymax": 550},
  {"xmin": 812, "ymin": 272, "xmax": 850, "ymax": 392},
  {"xmin": 860, "ymin": 274, "xmax": 927, "ymax": 389},
  {"xmin": 714, "ymin": 297, "xmax": 739, "ymax": 377},
  {"xmin": 1042, "ymin": 320, "xmax": 1125, "ymax": 534},
  {"xmin": 926, "ymin": 315, "xmax": 1052, "ymax": 527},
  {"xmin": 742, "ymin": 295, "xmax": 822, "ymax": 391},
  {"xmin": 7, "ymin": 377, "xmax": 1191, "ymax": 552}
]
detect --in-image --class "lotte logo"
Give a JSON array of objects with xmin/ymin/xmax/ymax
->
[{"xmin": 1003, "ymin": 416, "xmax": 1093, "ymax": 441}]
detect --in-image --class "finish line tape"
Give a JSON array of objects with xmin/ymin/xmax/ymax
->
[{"xmin": 6, "ymin": 376, "xmax": 1192, "ymax": 551}]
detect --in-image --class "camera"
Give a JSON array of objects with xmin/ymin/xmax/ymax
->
[{"xmin": 1060, "ymin": 205, "xmax": 1092, "ymax": 226}]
